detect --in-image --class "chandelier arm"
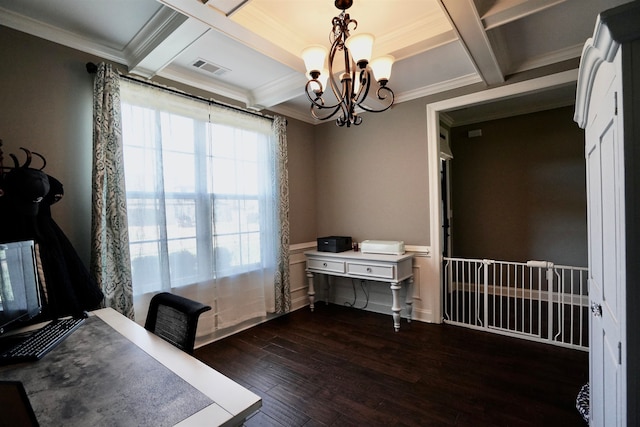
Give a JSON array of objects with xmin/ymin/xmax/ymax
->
[
  {"xmin": 305, "ymin": 80, "xmax": 334, "ymax": 110},
  {"xmin": 356, "ymin": 86, "xmax": 395, "ymax": 113},
  {"xmin": 327, "ymin": 36, "xmax": 348, "ymax": 104},
  {"xmin": 339, "ymin": 95, "xmax": 352, "ymax": 124},
  {"xmin": 304, "ymin": 80, "xmax": 325, "ymax": 107},
  {"xmin": 311, "ymin": 103, "xmax": 344, "ymax": 122},
  {"xmin": 336, "ymin": 112, "xmax": 362, "ymax": 127},
  {"xmin": 304, "ymin": 78, "xmax": 343, "ymax": 111},
  {"xmin": 306, "ymin": 90, "xmax": 349, "ymax": 117},
  {"xmin": 353, "ymin": 68, "xmax": 372, "ymax": 105}
]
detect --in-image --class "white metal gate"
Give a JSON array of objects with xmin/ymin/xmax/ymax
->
[{"xmin": 442, "ymin": 257, "xmax": 589, "ymax": 351}]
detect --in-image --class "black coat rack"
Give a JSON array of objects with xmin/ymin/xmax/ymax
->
[{"xmin": 0, "ymin": 140, "xmax": 103, "ymax": 320}]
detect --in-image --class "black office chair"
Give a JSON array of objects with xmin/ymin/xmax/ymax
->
[{"xmin": 144, "ymin": 292, "xmax": 211, "ymax": 355}]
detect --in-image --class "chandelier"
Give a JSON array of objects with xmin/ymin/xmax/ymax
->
[{"xmin": 301, "ymin": 0, "xmax": 395, "ymax": 127}]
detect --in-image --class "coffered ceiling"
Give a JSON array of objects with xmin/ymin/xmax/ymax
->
[{"xmin": 0, "ymin": 0, "xmax": 631, "ymax": 124}]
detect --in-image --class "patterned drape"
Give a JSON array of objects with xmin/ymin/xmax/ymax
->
[
  {"xmin": 273, "ymin": 116, "xmax": 291, "ymax": 314},
  {"xmin": 90, "ymin": 63, "xmax": 134, "ymax": 318}
]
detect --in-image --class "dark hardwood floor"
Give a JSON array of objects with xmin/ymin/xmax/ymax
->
[{"xmin": 194, "ymin": 303, "xmax": 589, "ymax": 426}]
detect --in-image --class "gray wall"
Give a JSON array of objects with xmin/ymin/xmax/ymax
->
[
  {"xmin": 313, "ymin": 97, "xmax": 431, "ymax": 246},
  {"xmin": 1, "ymin": 26, "xmax": 97, "ymax": 264},
  {"xmin": 449, "ymin": 106, "xmax": 587, "ymax": 266}
]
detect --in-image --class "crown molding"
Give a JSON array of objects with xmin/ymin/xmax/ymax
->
[
  {"xmin": 395, "ymin": 73, "xmax": 484, "ymax": 104},
  {"xmin": 126, "ymin": 8, "xmax": 190, "ymax": 73},
  {"xmin": 268, "ymin": 103, "xmax": 316, "ymax": 125},
  {"xmin": 250, "ymin": 71, "xmax": 308, "ymax": 110},
  {"xmin": 157, "ymin": 63, "xmax": 251, "ymax": 106},
  {"xmin": 374, "ymin": 14, "xmax": 453, "ymax": 58},
  {"xmin": 439, "ymin": 112, "xmax": 455, "ymax": 127},
  {"xmin": 129, "ymin": 19, "xmax": 211, "ymax": 78},
  {"xmin": 507, "ymin": 43, "xmax": 583, "ymax": 75},
  {"xmin": 0, "ymin": 6, "xmax": 125, "ymax": 63},
  {"xmin": 481, "ymin": 0, "xmax": 566, "ymax": 30}
]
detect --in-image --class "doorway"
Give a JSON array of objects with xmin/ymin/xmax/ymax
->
[{"xmin": 425, "ymin": 69, "xmax": 579, "ymax": 328}]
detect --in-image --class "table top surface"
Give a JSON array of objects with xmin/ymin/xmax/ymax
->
[
  {"xmin": 0, "ymin": 308, "xmax": 261, "ymax": 426},
  {"xmin": 305, "ymin": 249, "xmax": 414, "ymax": 262}
]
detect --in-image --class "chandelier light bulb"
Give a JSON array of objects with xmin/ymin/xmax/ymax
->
[
  {"xmin": 370, "ymin": 55, "xmax": 395, "ymax": 84},
  {"xmin": 344, "ymin": 33, "xmax": 374, "ymax": 67},
  {"xmin": 301, "ymin": 45, "xmax": 328, "ymax": 76}
]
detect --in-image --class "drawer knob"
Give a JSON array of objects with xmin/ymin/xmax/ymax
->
[
  {"xmin": 323, "ymin": 262, "xmax": 328, "ymax": 267},
  {"xmin": 366, "ymin": 267, "xmax": 372, "ymax": 273}
]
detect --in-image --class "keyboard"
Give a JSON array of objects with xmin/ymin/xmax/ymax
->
[{"xmin": 0, "ymin": 317, "xmax": 86, "ymax": 364}]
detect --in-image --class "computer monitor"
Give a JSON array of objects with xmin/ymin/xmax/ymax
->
[{"xmin": 0, "ymin": 240, "xmax": 42, "ymax": 335}]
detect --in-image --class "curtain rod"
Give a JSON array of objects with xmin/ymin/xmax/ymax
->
[{"xmin": 85, "ymin": 62, "xmax": 273, "ymax": 121}]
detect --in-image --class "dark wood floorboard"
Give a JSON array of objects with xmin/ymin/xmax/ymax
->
[{"xmin": 194, "ymin": 303, "xmax": 588, "ymax": 427}]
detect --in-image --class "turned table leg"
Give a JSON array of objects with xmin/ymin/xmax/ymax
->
[
  {"xmin": 405, "ymin": 276, "xmax": 414, "ymax": 323},
  {"xmin": 325, "ymin": 275, "xmax": 332, "ymax": 306},
  {"xmin": 306, "ymin": 271, "xmax": 315, "ymax": 311},
  {"xmin": 390, "ymin": 281, "xmax": 402, "ymax": 332}
]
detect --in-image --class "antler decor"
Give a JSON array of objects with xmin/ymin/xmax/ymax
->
[{"xmin": 8, "ymin": 147, "xmax": 47, "ymax": 170}]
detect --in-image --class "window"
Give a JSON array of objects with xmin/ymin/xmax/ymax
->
[{"xmin": 119, "ymin": 79, "xmax": 279, "ymax": 329}]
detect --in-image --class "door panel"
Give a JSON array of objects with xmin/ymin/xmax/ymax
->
[
  {"xmin": 585, "ymin": 54, "xmax": 624, "ymax": 427},
  {"xmin": 587, "ymin": 138, "xmax": 604, "ymax": 424}
]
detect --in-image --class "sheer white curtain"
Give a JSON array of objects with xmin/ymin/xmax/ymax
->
[{"xmin": 119, "ymin": 79, "xmax": 282, "ymax": 342}]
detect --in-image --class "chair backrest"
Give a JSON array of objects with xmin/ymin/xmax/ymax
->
[{"xmin": 144, "ymin": 292, "xmax": 211, "ymax": 354}]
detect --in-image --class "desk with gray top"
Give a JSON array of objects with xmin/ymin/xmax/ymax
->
[
  {"xmin": 0, "ymin": 308, "xmax": 261, "ymax": 426},
  {"xmin": 305, "ymin": 250, "xmax": 414, "ymax": 331}
]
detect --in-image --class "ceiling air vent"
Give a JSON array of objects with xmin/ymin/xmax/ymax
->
[{"xmin": 191, "ymin": 58, "xmax": 228, "ymax": 76}]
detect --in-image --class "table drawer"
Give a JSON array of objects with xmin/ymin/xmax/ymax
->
[
  {"xmin": 308, "ymin": 258, "xmax": 345, "ymax": 274},
  {"xmin": 347, "ymin": 262, "xmax": 395, "ymax": 279}
]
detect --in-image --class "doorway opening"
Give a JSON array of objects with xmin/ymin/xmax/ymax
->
[{"xmin": 426, "ymin": 70, "xmax": 585, "ymax": 348}]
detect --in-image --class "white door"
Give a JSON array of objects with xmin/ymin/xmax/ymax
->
[{"xmin": 585, "ymin": 52, "xmax": 625, "ymax": 426}]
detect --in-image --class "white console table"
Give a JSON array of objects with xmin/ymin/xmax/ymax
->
[{"xmin": 304, "ymin": 250, "xmax": 414, "ymax": 331}]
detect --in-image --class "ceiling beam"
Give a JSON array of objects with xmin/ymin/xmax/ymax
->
[
  {"xmin": 159, "ymin": 0, "xmax": 303, "ymax": 72},
  {"xmin": 480, "ymin": 0, "xmax": 566, "ymax": 30},
  {"xmin": 439, "ymin": 0, "xmax": 505, "ymax": 85},
  {"xmin": 128, "ymin": 10, "xmax": 210, "ymax": 78}
]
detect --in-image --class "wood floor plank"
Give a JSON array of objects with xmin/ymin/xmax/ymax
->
[{"xmin": 195, "ymin": 303, "xmax": 588, "ymax": 426}]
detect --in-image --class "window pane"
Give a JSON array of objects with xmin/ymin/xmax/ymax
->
[
  {"xmin": 165, "ymin": 199, "xmax": 196, "ymax": 239},
  {"xmin": 130, "ymin": 241, "xmax": 162, "ymax": 296},
  {"xmin": 242, "ymin": 231, "xmax": 261, "ymax": 265},
  {"xmin": 127, "ymin": 198, "xmax": 162, "ymax": 241},
  {"xmin": 163, "ymin": 151, "xmax": 196, "ymax": 193},
  {"xmin": 243, "ymin": 200, "xmax": 260, "ymax": 232},
  {"xmin": 161, "ymin": 113, "xmax": 194, "ymax": 153},
  {"xmin": 167, "ymin": 239, "xmax": 198, "ymax": 286}
]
